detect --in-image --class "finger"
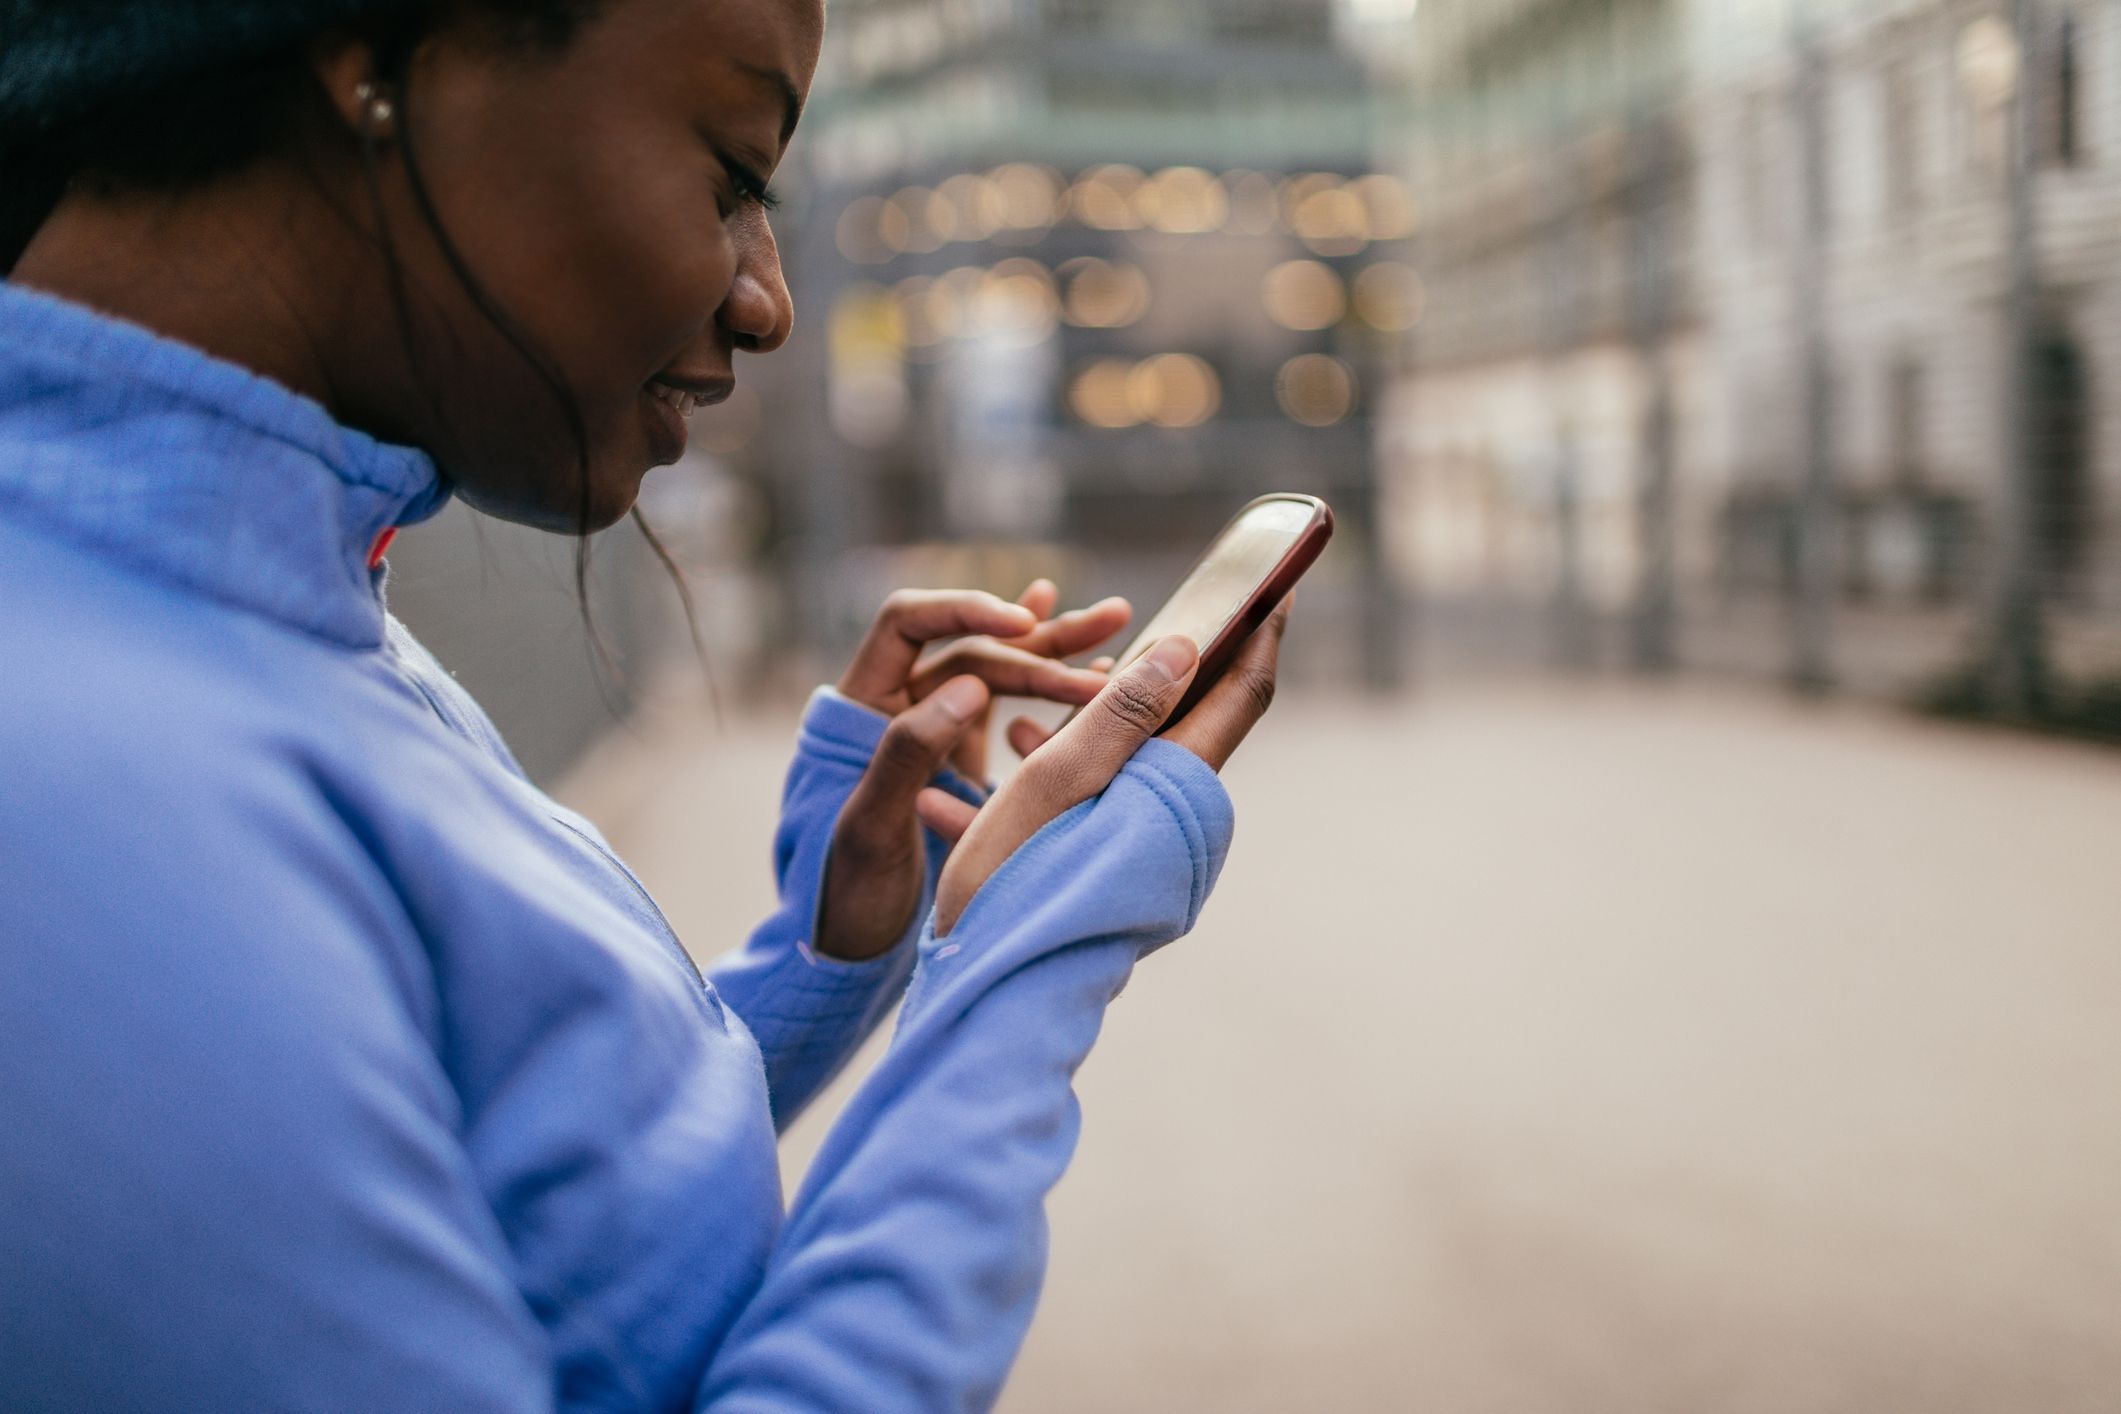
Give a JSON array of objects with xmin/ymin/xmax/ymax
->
[
  {"xmin": 1016, "ymin": 578, "xmax": 1060, "ymax": 621},
  {"xmin": 916, "ymin": 787, "xmax": 980, "ymax": 846},
  {"xmin": 840, "ymin": 590, "xmax": 1040, "ymax": 709},
  {"xmin": 942, "ymin": 588, "xmax": 1052, "ymax": 782},
  {"xmin": 911, "ymin": 640, "xmax": 1111, "ymax": 706},
  {"xmin": 1164, "ymin": 597, "xmax": 1292, "ymax": 772},
  {"xmin": 934, "ymin": 636, "xmax": 1199, "ymax": 934},
  {"xmin": 1008, "ymin": 597, "xmax": 1132, "ymax": 661},
  {"xmin": 1089, "ymin": 657, "xmax": 1116, "ymax": 674},
  {"xmin": 1006, "ymin": 715, "xmax": 1053, "ymax": 760},
  {"xmin": 816, "ymin": 675, "xmax": 991, "ymax": 960},
  {"xmin": 841, "ymin": 675, "xmax": 990, "ymax": 835}
]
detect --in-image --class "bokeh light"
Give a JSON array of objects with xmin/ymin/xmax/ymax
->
[
  {"xmin": 888, "ymin": 186, "xmax": 949, "ymax": 254},
  {"xmin": 1353, "ymin": 261, "xmax": 1426, "ymax": 331},
  {"xmin": 892, "ymin": 275, "xmax": 949, "ymax": 351},
  {"xmin": 976, "ymin": 259, "xmax": 1061, "ymax": 342},
  {"xmin": 1261, "ymin": 259, "xmax": 1348, "ymax": 331},
  {"xmin": 1058, "ymin": 257, "xmax": 1153, "ymax": 328},
  {"xmin": 985, "ymin": 163, "xmax": 1065, "ymax": 236},
  {"xmin": 834, "ymin": 196, "xmax": 895, "ymax": 264},
  {"xmin": 1292, "ymin": 187, "xmax": 1370, "ymax": 257},
  {"xmin": 1957, "ymin": 16, "xmax": 2020, "ymax": 108},
  {"xmin": 1139, "ymin": 167, "xmax": 1230, "ymax": 234},
  {"xmin": 1275, "ymin": 354, "xmax": 1357, "ymax": 426},
  {"xmin": 936, "ymin": 172, "xmax": 1002, "ymax": 242},
  {"xmin": 1128, "ymin": 354, "xmax": 1221, "ymax": 429},
  {"xmin": 1068, "ymin": 165, "xmax": 1147, "ymax": 230},
  {"xmin": 1277, "ymin": 172, "xmax": 1340, "ymax": 227},
  {"xmin": 1069, "ymin": 358, "xmax": 1140, "ymax": 428}
]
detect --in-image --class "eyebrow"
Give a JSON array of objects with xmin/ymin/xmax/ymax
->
[{"xmin": 737, "ymin": 61, "xmax": 804, "ymax": 148}]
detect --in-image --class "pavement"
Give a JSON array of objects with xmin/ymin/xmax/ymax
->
[{"xmin": 561, "ymin": 678, "xmax": 2121, "ymax": 1413}]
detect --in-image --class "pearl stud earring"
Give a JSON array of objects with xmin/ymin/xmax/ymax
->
[{"xmin": 354, "ymin": 81, "xmax": 395, "ymax": 128}]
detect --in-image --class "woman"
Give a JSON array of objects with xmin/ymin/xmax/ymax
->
[{"xmin": 0, "ymin": 1, "xmax": 1288, "ymax": 1409}]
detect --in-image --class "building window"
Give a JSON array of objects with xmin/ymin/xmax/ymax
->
[
  {"xmin": 1889, "ymin": 354, "xmax": 1926, "ymax": 484},
  {"xmin": 2030, "ymin": 329, "xmax": 2093, "ymax": 599},
  {"xmin": 2042, "ymin": 13, "xmax": 2083, "ymax": 167}
]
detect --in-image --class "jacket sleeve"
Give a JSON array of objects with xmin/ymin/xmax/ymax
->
[
  {"xmin": 696, "ymin": 738, "xmax": 1234, "ymax": 1413},
  {"xmin": 708, "ymin": 687, "xmax": 986, "ymax": 1131}
]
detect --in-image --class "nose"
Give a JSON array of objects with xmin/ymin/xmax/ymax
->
[{"xmin": 719, "ymin": 206, "xmax": 794, "ymax": 356}]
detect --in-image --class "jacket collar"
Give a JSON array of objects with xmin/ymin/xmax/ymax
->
[{"xmin": 0, "ymin": 280, "xmax": 452, "ymax": 648}]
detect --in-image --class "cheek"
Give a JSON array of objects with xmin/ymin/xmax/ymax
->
[
  {"xmin": 421, "ymin": 97, "xmax": 734, "ymax": 393},
  {"xmin": 601, "ymin": 217, "xmax": 740, "ymax": 374},
  {"xmin": 532, "ymin": 168, "xmax": 736, "ymax": 396}
]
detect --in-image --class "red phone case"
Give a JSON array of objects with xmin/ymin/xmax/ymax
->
[{"xmin": 1159, "ymin": 493, "xmax": 1334, "ymax": 728}]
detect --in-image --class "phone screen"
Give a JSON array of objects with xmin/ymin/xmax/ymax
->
[{"xmin": 1111, "ymin": 497, "xmax": 1318, "ymax": 670}]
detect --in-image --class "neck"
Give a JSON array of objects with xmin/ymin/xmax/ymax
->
[{"xmin": 12, "ymin": 174, "xmax": 355, "ymax": 413}]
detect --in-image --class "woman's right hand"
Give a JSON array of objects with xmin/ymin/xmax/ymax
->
[{"xmin": 916, "ymin": 598, "xmax": 1291, "ymax": 936}]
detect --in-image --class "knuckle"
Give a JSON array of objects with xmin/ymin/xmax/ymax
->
[
  {"xmin": 878, "ymin": 716, "xmax": 942, "ymax": 773},
  {"xmin": 917, "ymin": 644, "xmax": 969, "ymax": 677},
  {"xmin": 1098, "ymin": 672, "xmax": 1170, "ymax": 735},
  {"xmin": 1235, "ymin": 663, "xmax": 1278, "ymax": 719}
]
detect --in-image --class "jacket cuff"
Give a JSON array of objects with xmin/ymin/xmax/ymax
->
[
  {"xmin": 898, "ymin": 736, "xmax": 1236, "ymax": 1032},
  {"xmin": 781, "ymin": 686, "xmax": 988, "ymax": 981},
  {"xmin": 799, "ymin": 686, "xmax": 989, "ymax": 807}
]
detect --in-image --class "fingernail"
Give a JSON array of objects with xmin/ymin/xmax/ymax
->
[
  {"xmin": 935, "ymin": 677, "xmax": 986, "ymax": 723},
  {"xmin": 1138, "ymin": 635, "xmax": 1198, "ymax": 684}
]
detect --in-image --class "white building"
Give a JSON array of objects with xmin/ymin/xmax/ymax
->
[{"xmin": 1383, "ymin": 0, "xmax": 2121, "ymax": 690}]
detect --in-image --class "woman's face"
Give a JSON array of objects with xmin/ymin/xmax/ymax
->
[{"xmin": 353, "ymin": 0, "xmax": 823, "ymax": 531}]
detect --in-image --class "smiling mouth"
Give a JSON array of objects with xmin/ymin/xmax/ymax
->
[{"xmin": 646, "ymin": 377, "xmax": 733, "ymax": 417}]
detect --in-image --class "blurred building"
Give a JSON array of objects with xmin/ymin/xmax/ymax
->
[
  {"xmin": 1691, "ymin": 0, "xmax": 2121, "ymax": 690},
  {"xmin": 1384, "ymin": 0, "xmax": 1695, "ymax": 671},
  {"xmin": 731, "ymin": 0, "xmax": 1412, "ymax": 683},
  {"xmin": 1382, "ymin": 0, "xmax": 2121, "ymax": 698}
]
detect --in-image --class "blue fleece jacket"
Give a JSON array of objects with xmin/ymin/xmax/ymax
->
[{"xmin": 0, "ymin": 281, "xmax": 1236, "ymax": 1412}]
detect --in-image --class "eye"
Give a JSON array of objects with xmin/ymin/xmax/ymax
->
[{"xmin": 721, "ymin": 154, "xmax": 781, "ymax": 213}]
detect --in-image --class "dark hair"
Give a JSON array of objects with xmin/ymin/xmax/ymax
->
[{"xmin": 1, "ymin": 0, "xmax": 714, "ymax": 700}]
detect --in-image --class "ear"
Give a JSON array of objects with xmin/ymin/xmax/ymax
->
[{"xmin": 310, "ymin": 34, "xmax": 398, "ymax": 142}]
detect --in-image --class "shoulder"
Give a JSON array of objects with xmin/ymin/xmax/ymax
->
[
  {"xmin": 0, "ymin": 518, "xmax": 455, "ymax": 804},
  {"xmin": 0, "ymin": 519, "xmax": 456, "ymax": 1000},
  {"xmin": 0, "ymin": 513, "xmax": 365, "ymax": 728}
]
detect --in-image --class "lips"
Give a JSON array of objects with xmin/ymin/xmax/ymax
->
[
  {"xmin": 646, "ymin": 380, "xmax": 714, "ymax": 417},
  {"xmin": 639, "ymin": 374, "xmax": 735, "ymax": 465}
]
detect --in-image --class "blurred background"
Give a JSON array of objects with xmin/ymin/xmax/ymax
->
[{"xmin": 390, "ymin": 0, "xmax": 2121, "ymax": 1408}]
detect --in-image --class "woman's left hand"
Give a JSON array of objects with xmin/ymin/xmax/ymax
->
[{"xmin": 815, "ymin": 580, "xmax": 1131, "ymax": 960}]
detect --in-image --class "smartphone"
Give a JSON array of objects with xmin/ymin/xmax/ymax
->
[{"xmin": 1101, "ymin": 493, "xmax": 1334, "ymax": 729}]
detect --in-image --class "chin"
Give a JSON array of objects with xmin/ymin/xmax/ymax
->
[{"xmin": 450, "ymin": 462, "xmax": 643, "ymax": 536}]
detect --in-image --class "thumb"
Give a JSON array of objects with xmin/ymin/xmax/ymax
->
[{"xmin": 1062, "ymin": 635, "xmax": 1199, "ymax": 766}]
